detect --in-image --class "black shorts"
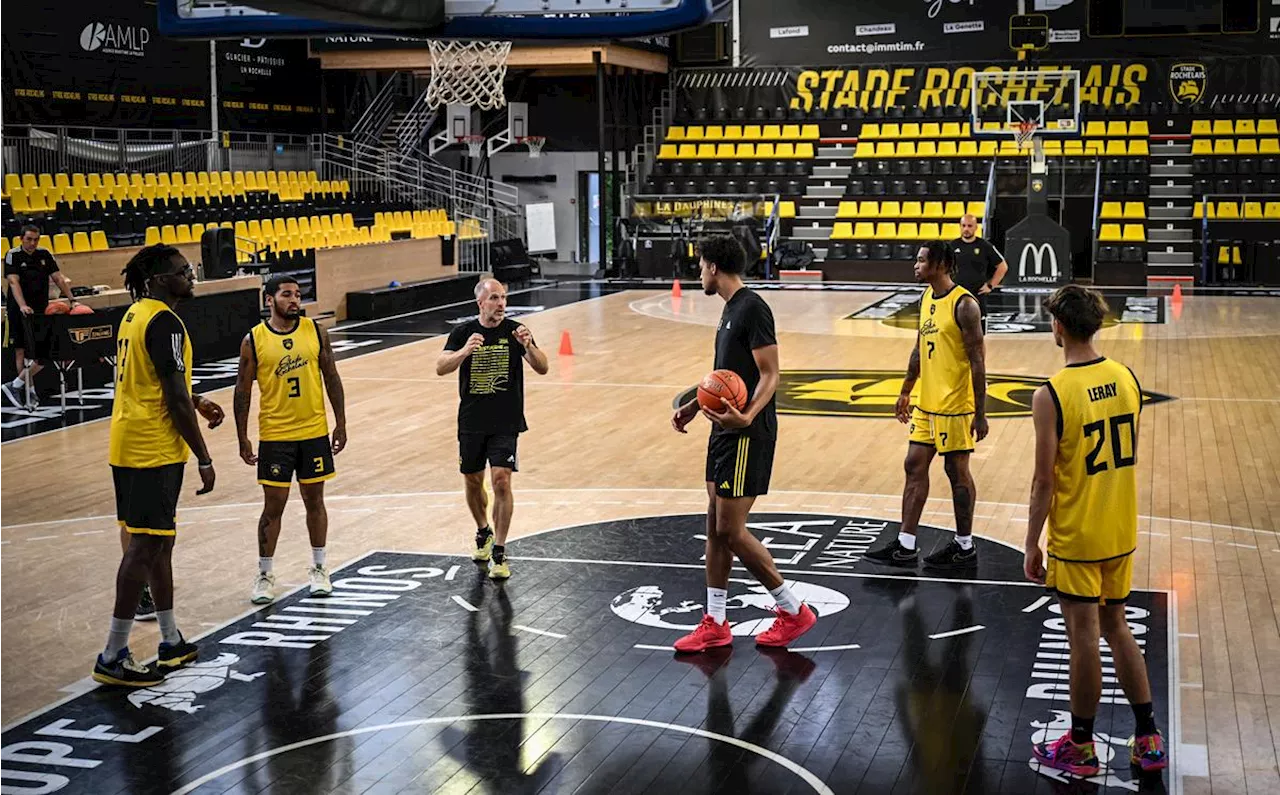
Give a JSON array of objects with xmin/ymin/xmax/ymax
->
[
  {"xmin": 459, "ymin": 433, "xmax": 519, "ymax": 474},
  {"xmin": 706, "ymin": 433, "xmax": 775, "ymax": 498},
  {"xmin": 114, "ymin": 463, "xmax": 185, "ymax": 536},
  {"xmin": 258, "ymin": 436, "xmax": 336, "ymax": 487},
  {"xmin": 5, "ymin": 305, "xmax": 49, "ymax": 356}
]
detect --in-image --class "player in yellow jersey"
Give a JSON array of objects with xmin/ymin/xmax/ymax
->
[
  {"xmin": 1025, "ymin": 285, "xmax": 1167, "ymax": 777},
  {"xmin": 233, "ymin": 275, "xmax": 347, "ymax": 604},
  {"xmin": 94, "ymin": 244, "xmax": 224, "ymax": 687},
  {"xmin": 867, "ymin": 241, "xmax": 988, "ymax": 570}
]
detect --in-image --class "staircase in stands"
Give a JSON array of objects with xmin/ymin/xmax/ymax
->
[{"xmin": 1146, "ymin": 138, "xmax": 1199, "ymax": 280}]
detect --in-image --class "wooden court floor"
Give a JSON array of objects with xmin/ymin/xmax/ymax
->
[{"xmin": 2, "ymin": 287, "xmax": 1279, "ymax": 793}]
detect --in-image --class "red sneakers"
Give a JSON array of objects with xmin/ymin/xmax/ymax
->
[
  {"xmin": 755, "ymin": 603, "xmax": 817, "ymax": 648},
  {"xmin": 674, "ymin": 614, "xmax": 734, "ymax": 653}
]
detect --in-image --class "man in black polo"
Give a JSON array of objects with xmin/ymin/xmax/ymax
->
[
  {"xmin": 4, "ymin": 225, "xmax": 73, "ymax": 405},
  {"xmin": 950, "ymin": 214, "xmax": 1008, "ymax": 321}
]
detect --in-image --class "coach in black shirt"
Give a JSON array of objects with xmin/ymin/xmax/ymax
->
[
  {"xmin": 951, "ymin": 214, "xmax": 1008, "ymax": 316},
  {"xmin": 437, "ymin": 277, "xmax": 548, "ymax": 581},
  {"xmin": 4, "ymin": 224, "xmax": 72, "ymax": 404}
]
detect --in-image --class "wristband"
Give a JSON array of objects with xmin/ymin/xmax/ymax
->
[{"xmin": 198, "ymin": 459, "xmax": 213, "ymax": 469}]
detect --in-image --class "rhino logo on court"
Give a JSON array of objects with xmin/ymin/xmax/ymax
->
[{"xmin": 128, "ymin": 653, "xmax": 264, "ymax": 714}]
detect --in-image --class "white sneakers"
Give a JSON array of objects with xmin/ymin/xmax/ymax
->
[
  {"xmin": 308, "ymin": 565, "xmax": 333, "ymax": 596},
  {"xmin": 250, "ymin": 566, "xmax": 333, "ymax": 604},
  {"xmin": 251, "ymin": 572, "xmax": 278, "ymax": 605}
]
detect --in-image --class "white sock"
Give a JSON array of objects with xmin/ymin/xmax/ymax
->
[
  {"xmin": 706, "ymin": 587, "xmax": 728, "ymax": 623},
  {"xmin": 103, "ymin": 617, "xmax": 133, "ymax": 660},
  {"xmin": 312, "ymin": 547, "xmax": 326, "ymax": 567},
  {"xmin": 769, "ymin": 582, "xmax": 802, "ymax": 615},
  {"xmin": 898, "ymin": 532, "xmax": 917, "ymax": 551},
  {"xmin": 259, "ymin": 556, "xmax": 273, "ymax": 574},
  {"xmin": 156, "ymin": 610, "xmax": 182, "ymax": 645},
  {"xmin": 956, "ymin": 534, "xmax": 974, "ymax": 550},
  {"xmin": 11, "ymin": 376, "xmax": 24, "ymax": 388}
]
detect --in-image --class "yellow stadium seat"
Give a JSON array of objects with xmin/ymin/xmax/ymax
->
[
  {"xmin": 1261, "ymin": 139, "xmax": 1280, "ymax": 154},
  {"xmin": 1084, "ymin": 140, "xmax": 1105, "ymax": 155},
  {"xmin": 235, "ymin": 221, "xmax": 250, "ymax": 239},
  {"xmin": 722, "ymin": 125, "xmax": 743, "ymax": 141},
  {"xmin": 1084, "ymin": 121, "xmax": 1106, "ymax": 137},
  {"xmin": 761, "ymin": 125, "xmax": 782, "ymax": 140},
  {"xmin": 1123, "ymin": 202, "xmax": 1146, "ymax": 219},
  {"xmin": 897, "ymin": 142, "xmax": 917, "ymax": 158},
  {"xmin": 742, "ymin": 125, "xmax": 763, "ymax": 141},
  {"xmin": 658, "ymin": 144, "xmax": 678, "ymax": 159},
  {"xmin": 919, "ymin": 222, "xmax": 942, "ymax": 239},
  {"xmin": 880, "ymin": 201, "xmax": 902, "ymax": 219},
  {"xmin": 1106, "ymin": 121, "xmax": 1127, "ymax": 137},
  {"xmin": 676, "ymin": 144, "xmax": 697, "ymax": 159},
  {"xmin": 755, "ymin": 143, "xmax": 775, "ymax": 158},
  {"xmin": 684, "ymin": 126, "xmax": 704, "ymax": 141},
  {"xmin": 836, "ymin": 202, "xmax": 858, "ymax": 219},
  {"xmin": 1244, "ymin": 202, "xmax": 1263, "ymax": 220},
  {"xmin": 937, "ymin": 141, "xmax": 958, "ymax": 157},
  {"xmin": 1213, "ymin": 139, "xmax": 1235, "ymax": 155},
  {"xmin": 966, "ymin": 201, "xmax": 985, "ymax": 218},
  {"xmin": 89, "ymin": 231, "xmax": 108, "ymax": 251},
  {"xmin": 1265, "ymin": 202, "xmax": 1280, "ymax": 219},
  {"xmin": 830, "ymin": 222, "xmax": 854, "ymax": 240},
  {"xmin": 854, "ymin": 142, "xmax": 876, "ymax": 158},
  {"xmin": 1122, "ymin": 224, "xmax": 1145, "ymax": 242},
  {"xmin": 37, "ymin": 174, "xmax": 55, "ymax": 190},
  {"xmin": 901, "ymin": 123, "xmax": 921, "ymax": 139},
  {"xmin": 704, "ymin": 126, "xmax": 723, "ymax": 141},
  {"xmin": 1212, "ymin": 120, "xmax": 1233, "ymax": 136},
  {"xmin": 943, "ymin": 200, "xmax": 965, "ymax": 219},
  {"xmin": 896, "ymin": 222, "xmax": 920, "ymax": 240},
  {"xmin": 874, "ymin": 222, "xmax": 896, "ymax": 239},
  {"xmin": 1191, "ymin": 139, "xmax": 1212, "ymax": 155},
  {"xmin": 3, "ymin": 174, "xmax": 21, "ymax": 196},
  {"xmin": 175, "ymin": 225, "xmax": 192, "ymax": 245},
  {"xmin": 1236, "ymin": 139, "xmax": 1258, "ymax": 155},
  {"xmin": 1191, "ymin": 201, "xmax": 1213, "ymax": 219},
  {"xmin": 1100, "ymin": 202, "xmax": 1124, "ymax": 219},
  {"xmin": 70, "ymin": 232, "xmax": 90, "ymax": 253},
  {"xmin": 1042, "ymin": 140, "xmax": 1062, "ymax": 156},
  {"xmin": 881, "ymin": 123, "xmax": 901, "ymax": 139},
  {"xmin": 1105, "ymin": 140, "xmax": 1127, "ymax": 156},
  {"xmin": 51, "ymin": 233, "xmax": 73, "ymax": 254},
  {"xmin": 779, "ymin": 201, "xmax": 796, "ymax": 219},
  {"xmin": 875, "ymin": 142, "xmax": 895, "ymax": 158},
  {"xmin": 922, "ymin": 201, "xmax": 945, "ymax": 219},
  {"xmin": 1234, "ymin": 119, "xmax": 1255, "ymax": 136},
  {"xmin": 20, "ymin": 174, "xmax": 38, "ymax": 191},
  {"xmin": 800, "ymin": 124, "xmax": 819, "ymax": 140},
  {"xmin": 978, "ymin": 141, "xmax": 998, "ymax": 157},
  {"xmin": 941, "ymin": 223, "xmax": 961, "ymax": 239},
  {"xmin": 780, "ymin": 124, "xmax": 800, "ymax": 140},
  {"xmin": 1098, "ymin": 224, "xmax": 1122, "ymax": 242},
  {"xmin": 795, "ymin": 143, "xmax": 815, "ymax": 158},
  {"xmin": 917, "ymin": 142, "xmax": 938, "ymax": 158},
  {"xmin": 920, "ymin": 123, "xmax": 941, "ymax": 139},
  {"xmin": 53, "ymin": 173, "xmax": 71, "ymax": 190},
  {"xmin": 145, "ymin": 227, "xmax": 161, "ymax": 246},
  {"xmin": 1190, "ymin": 120, "xmax": 1212, "ymax": 136},
  {"xmin": 774, "ymin": 143, "xmax": 796, "ymax": 158},
  {"xmin": 1217, "ymin": 201, "xmax": 1240, "ymax": 219},
  {"xmin": 901, "ymin": 201, "xmax": 924, "ymax": 218},
  {"xmin": 735, "ymin": 143, "xmax": 756, "ymax": 158},
  {"xmin": 159, "ymin": 225, "xmax": 178, "ymax": 245},
  {"xmin": 941, "ymin": 122, "xmax": 963, "ymax": 138},
  {"xmin": 850, "ymin": 200, "xmax": 874, "ymax": 218},
  {"xmin": 853, "ymin": 222, "xmax": 875, "ymax": 239},
  {"xmin": 715, "ymin": 143, "xmax": 735, "ymax": 159},
  {"xmin": 1253, "ymin": 119, "xmax": 1278, "ymax": 135},
  {"xmin": 1128, "ymin": 140, "xmax": 1149, "ymax": 156},
  {"xmin": 1127, "ymin": 121, "xmax": 1149, "ymax": 137},
  {"xmin": 1062, "ymin": 140, "xmax": 1083, "ymax": 156},
  {"xmin": 666, "ymin": 126, "xmax": 685, "ymax": 140},
  {"xmin": 286, "ymin": 218, "xmax": 300, "ymax": 236},
  {"xmin": 860, "ymin": 123, "xmax": 881, "ymax": 139}
]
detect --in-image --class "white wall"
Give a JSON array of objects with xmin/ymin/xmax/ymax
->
[{"xmin": 490, "ymin": 150, "xmax": 623, "ymax": 263}]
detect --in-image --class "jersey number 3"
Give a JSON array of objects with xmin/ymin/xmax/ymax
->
[
  {"xmin": 287, "ymin": 377, "xmax": 301, "ymax": 398},
  {"xmin": 1083, "ymin": 413, "xmax": 1137, "ymax": 475}
]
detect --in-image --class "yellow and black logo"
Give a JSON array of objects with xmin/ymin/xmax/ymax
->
[
  {"xmin": 283, "ymin": 338, "xmax": 293, "ymax": 350},
  {"xmin": 678, "ymin": 371, "xmax": 1173, "ymax": 419},
  {"xmin": 1169, "ymin": 63, "xmax": 1207, "ymax": 106},
  {"xmin": 69, "ymin": 325, "xmax": 113, "ymax": 344}
]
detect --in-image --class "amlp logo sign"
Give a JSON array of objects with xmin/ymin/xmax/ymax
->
[
  {"xmin": 79, "ymin": 22, "xmax": 150, "ymax": 56},
  {"xmin": 1018, "ymin": 242, "xmax": 1060, "ymax": 283}
]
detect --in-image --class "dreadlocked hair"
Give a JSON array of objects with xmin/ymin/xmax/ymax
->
[
  {"xmin": 122, "ymin": 244, "xmax": 181, "ymax": 301},
  {"xmin": 921, "ymin": 240, "xmax": 957, "ymax": 276}
]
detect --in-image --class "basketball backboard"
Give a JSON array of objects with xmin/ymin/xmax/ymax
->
[
  {"xmin": 970, "ymin": 69, "xmax": 1081, "ymax": 138},
  {"xmin": 158, "ymin": 0, "xmax": 714, "ymax": 39}
]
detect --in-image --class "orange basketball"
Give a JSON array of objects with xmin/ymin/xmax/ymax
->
[
  {"xmin": 44, "ymin": 301, "xmax": 71, "ymax": 315},
  {"xmin": 698, "ymin": 369, "xmax": 748, "ymax": 413},
  {"xmin": 69, "ymin": 303, "xmax": 94, "ymax": 315}
]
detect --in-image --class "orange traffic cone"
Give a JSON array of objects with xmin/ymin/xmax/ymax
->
[
  {"xmin": 558, "ymin": 329, "xmax": 574, "ymax": 356},
  {"xmin": 671, "ymin": 280, "xmax": 682, "ymax": 298},
  {"xmin": 1172, "ymin": 282, "xmax": 1183, "ymax": 302}
]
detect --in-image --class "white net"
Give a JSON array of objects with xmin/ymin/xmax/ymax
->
[{"xmin": 426, "ymin": 40, "xmax": 512, "ymax": 110}]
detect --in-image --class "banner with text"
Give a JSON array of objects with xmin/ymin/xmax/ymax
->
[
  {"xmin": 676, "ymin": 58, "xmax": 1280, "ymax": 114},
  {"xmin": 216, "ymin": 38, "xmax": 328, "ymax": 133},
  {"xmin": 740, "ymin": 0, "xmax": 1279, "ymax": 67}
]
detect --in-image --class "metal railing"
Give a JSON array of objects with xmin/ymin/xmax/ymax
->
[
  {"xmin": 628, "ymin": 86, "xmax": 674, "ymax": 201},
  {"xmin": 313, "ymin": 134, "xmax": 522, "ymax": 272},
  {"xmin": 393, "ymin": 91, "xmax": 438, "ymax": 155},
  {"xmin": 2, "ymin": 126, "xmax": 314, "ymax": 177},
  {"xmin": 351, "ymin": 72, "xmax": 414, "ymax": 144}
]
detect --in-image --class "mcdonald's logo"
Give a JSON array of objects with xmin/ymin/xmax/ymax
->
[{"xmin": 1018, "ymin": 242, "xmax": 1059, "ymax": 283}]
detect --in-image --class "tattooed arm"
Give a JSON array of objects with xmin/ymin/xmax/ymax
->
[
  {"xmin": 896, "ymin": 331, "xmax": 923, "ymax": 424},
  {"xmin": 957, "ymin": 295, "xmax": 988, "ymax": 442},
  {"xmin": 234, "ymin": 334, "xmax": 257, "ymax": 466}
]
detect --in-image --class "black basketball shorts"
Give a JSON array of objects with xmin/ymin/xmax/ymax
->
[
  {"xmin": 258, "ymin": 436, "xmax": 336, "ymax": 487},
  {"xmin": 459, "ymin": 432, "xmax": 519, "ymax": 475},
  {"xmin": 706, "ymin": 433, "xmax": 775, "ymax": 498},
  {"xmin": 113, "ymin": 463, "xmax": 185, "ymax": 536}
]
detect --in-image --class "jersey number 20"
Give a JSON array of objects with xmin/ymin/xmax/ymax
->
[{"xmin": 1083, "ymin": 413, "xmax": 1137, "ymax": 475}]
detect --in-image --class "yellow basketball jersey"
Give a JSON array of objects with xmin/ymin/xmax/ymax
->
[
  {"xmin": 252, "ymin": 316, "xmax": 328, "ymax": 442},
  {"xmin": 1046, "ymin": 357, "xmax": 1142, "ymax": 562},
  {"xmin": 917, "ymin": 284, "xmax": 975, "ymax": 415},
  {"xmin": 109, "ymin": 299, "xmax": 193, "ymax": 468}
]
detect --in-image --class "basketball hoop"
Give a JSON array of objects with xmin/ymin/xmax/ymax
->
[
  {"xmin": 458, "ymin": 135, "xmax": 486, "ymax": 158},
  {"xmin": 1015, "ymin": 120, "xmax": 1040, "ymax": 149},
  {"xmin": 518, "ymin": 136, "xmax": 545, "ymax": 158},
  {"xmin": 427, "ymin": 40, "xmax": 512, "ymax": 111}
]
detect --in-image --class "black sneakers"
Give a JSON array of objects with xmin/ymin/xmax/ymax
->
[
  {"xmin": 158, "ymin": 634, "xmax": 199, "ymax": 669},
  {"xmin": 923, "ymin": 539, "xmax": 979, "ymax": 570},
  {"xmin": 135, "ymin": 585, "xmax": 157, "ymax": 621},
  {"xmin": 865, "ymin": 539, "xmax": 919, "ymax": 568},
  {"xmin": 93, "ymin": 648, "xmax": 164, "ymax": 687}
]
